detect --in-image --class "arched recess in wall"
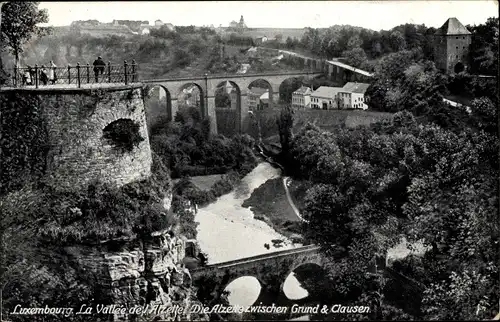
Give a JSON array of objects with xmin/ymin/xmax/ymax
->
[
  {"xmin": 102, "ymin": 118, "xmax": 144, "ymax": 153},
  {"xmin": 214, "ymin": 80, "xmax": 241, "ymax": 137},
  {"xmin": 282, "ymin": 263, "xmax": 328, "ymax": 301},
  {"xmin": 278, "ymin": 77, "xmax": 305, "ymax": 105},
  {"xmin": 143, "ymin": 85, "xmax": 171, "ymax": 135},
  {"xmin": 454, "ymin": 62, "xmax": 465, "ymax": 73},
  {"xmin": 247, "ymin": 79, "xmax": 273, "ymax": 111},
  {"xmin": 176, "ymin": 83, "xmax": 205, "ymax": 119},
  {"xmin": 214, "ymin": 80, "xmax": 241, "ymax": 109}
]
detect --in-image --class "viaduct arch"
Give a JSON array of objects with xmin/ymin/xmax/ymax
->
[{"xmin": 142, "ymin": 71, "xmax": 325, "ymax": 135}]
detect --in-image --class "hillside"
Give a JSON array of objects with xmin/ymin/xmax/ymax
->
[
  {"xmin": 219, "ymin": 27, "xmax": 308, "ymax": 41},
  {"xmin": 2, "ymin": 30, "xmax": 309, "ymax": 80}
]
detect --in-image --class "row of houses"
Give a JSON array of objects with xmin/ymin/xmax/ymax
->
[
  {"xmin": 292, "ymin": 82, "xmax": 370, "ymax": 110},
  {"xmin": 70, "ymin": 19, "xmax": 175, "ymax": 38}
]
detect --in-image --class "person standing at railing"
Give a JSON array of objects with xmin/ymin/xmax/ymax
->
[
  {"xmin": 22, "ymin": 66, "xmax": 32, "ymax": 85},
  {"xmin": 40, "ymin": 65, "xmax": 48, "ymax": 85},
  {"xmin": 28, "ymin": 66, "xmax": 35, "ymax": 85},
  {"xmin": 49, "ymin": 61, "xmax": 57, "ymax": 84},
  {"xmin": 92, "ymin": 56, "xmax": 105, "ymax": 82}
]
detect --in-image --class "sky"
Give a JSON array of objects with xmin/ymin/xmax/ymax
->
[{"xmin": 38, "ymin": 1, "xmax": 499, "ymax": 31}]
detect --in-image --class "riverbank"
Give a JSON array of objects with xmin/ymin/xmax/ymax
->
[
  {"xmin": 241, "ymin": 177, "xmax": 302, "ymax": 238},
  {"xmin": 195, "ymin": 162, "xmax": 300, "ymax": 264}
]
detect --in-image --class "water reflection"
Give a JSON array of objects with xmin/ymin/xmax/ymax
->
[
  {"xmin": 226, "ymin": 277, "xmax": 262, "ymax": 307},
  {"xmin": 283, "ymin": 273, "xmax": 309, "ymax": 300}
]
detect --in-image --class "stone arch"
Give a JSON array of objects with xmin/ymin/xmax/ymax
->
[
  {"xmin": 214, "ymin": 80, "xmax": 241, "ymax": 136},
  {"xmin": 176, "ymin": 82, "xmax": 205, "ymax": 119},
  {"xmin": 143, "ymin": 85, "xmax": 171, "ymax": 134},
  {"xmin": 222, "ymin": 275, "xmax": 264, "ymax": 307},
  {"xmin": 281, "ymin": 261, "xmax": 326, "ymax": 300},
  {"xmin": 279, "ymin": 76, "xmax": 306, "ymax": 105},
  {"xmin": 247, "ymin": 78, "xmax": 273, "ymax": 110},
  {"xmin": 215, "ymin": 80, "xmax": 241, "ymax": 109},
  {"xmin": 454, "ymin": 62, "xmax": 465, "ymax": 73}
]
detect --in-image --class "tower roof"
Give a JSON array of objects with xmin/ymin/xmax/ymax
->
[{"xmin": 436, "ymin": 17, "xmax": 471, "ymax": 35}]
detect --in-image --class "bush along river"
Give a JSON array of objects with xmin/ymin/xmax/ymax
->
[{"xmin": 194, "ymin": 161, "xmax": 328, "ymax": 320}]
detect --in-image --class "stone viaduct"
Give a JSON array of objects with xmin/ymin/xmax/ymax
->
[
  {"xmin": 142, "ymin": 56, "xmax": 374, "ymax": 135},
  {"xmin": 142, "ymin": 71, "xmax": 325, "ymax": 134}
]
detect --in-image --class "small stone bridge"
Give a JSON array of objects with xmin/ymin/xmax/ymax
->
[
  {"xmin": 190, "ymin": 245, "xmax": 328, "ymax": 295},
  {"xmin": 190, "ymin": 244, "xmax": 385, "ymax": 298}
]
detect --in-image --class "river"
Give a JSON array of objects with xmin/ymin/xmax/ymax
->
[{"xmin": 195, "ymin": 162, "xmax": 309, "ymax": 307}]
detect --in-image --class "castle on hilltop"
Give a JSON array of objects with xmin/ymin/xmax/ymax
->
[{"xmin": 229, "ymin": 15, "xmax": 248, "ymax": 30}]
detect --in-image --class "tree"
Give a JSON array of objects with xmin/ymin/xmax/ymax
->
[
  {"xmin": 342, "ymin": 47, "xmax": 368, "ymax": 68},
  {"xmin": 467, "ymin": 17, "xmax": 499, "ymax": 75},
  {"xmin": 215, "ymin": 91, "xmax": 231, "ymax": 108},
  {"xmin": 1, "ymin": 1, "xmax": 50, "ymax": 67},
  {"xmin": 276, "ymin": 105, "xmax": 294, "ymax": 159},
  {"xmin": 389, "ymin": 30, "xmax": 407, "ymax": 52}
]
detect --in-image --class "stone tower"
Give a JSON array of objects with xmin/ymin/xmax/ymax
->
[
  {"xmin": 434, "ymin": 17, "xmax": 472, "ymax": 74},
  {"xmin": 239, "ymin": 15, "xmax": 247, "ymax": 29}
]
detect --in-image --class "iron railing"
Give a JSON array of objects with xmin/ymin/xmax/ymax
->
[{"xmin": 8, "ymin": 60, "xmax": 139, "ymax": 88}]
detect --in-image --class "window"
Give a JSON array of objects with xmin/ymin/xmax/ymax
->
[
  {"xmin": 456, "ymin": 55, "xmax": 458, "ymax": 58},
  {"xmin": 463, "ymin": 36, "xmax": 465, "ymax": 39},
  {"xmin": 456, "ymin": 36, "xmax": 458, "ymax": 39},
  {"xmin": 456, "ymin": 46, "xmax": 458, "ymax": 49}
]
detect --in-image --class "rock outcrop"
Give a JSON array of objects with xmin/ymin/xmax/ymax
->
[{"xmin": 63, "ymin": 198, "xmax": 207, "ymax": 321}]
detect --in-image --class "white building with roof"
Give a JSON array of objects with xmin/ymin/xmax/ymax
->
[
  {"xmin": 309, "ymin": 82, "xmax": 371, "ymax": 110},
  {"xmin": 255, "ymin": 36, "xmax": 268, "ymax": 45},
  {"xmin": 310, "ymin": 86, "xmax": 343, "ymax": 109},
  {"xmin": 341, "ymin": 82, "xmax": 370, "ymax": 110},
  {"xmin": 292, "ymin": 86, "xmax": 312, "ymax": 109}
]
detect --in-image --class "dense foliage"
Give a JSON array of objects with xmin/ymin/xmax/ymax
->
[
  {"xmin": 466, "ymin": 17, "xmax": 499, "ymax": 75},
  {"xmin": 150, "ymin": 106, "xmax": 258, "ymax": 178},
  {"xmin": 284, "ymin": 75, "xmax": 498, "ymax": 319},
  {"xmin": 277, "ymin": 16, "xmax": 499, "ymax": 319}
]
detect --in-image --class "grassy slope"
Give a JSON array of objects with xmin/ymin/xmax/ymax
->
[
  {"xmin": 252, "ymin": 109, "xmax": 393, "ymax": 143},
  {"xmin": 220, "ymin": 27, "xmax": 307, "ymax": 40},
  {"xmin": 242, "ymin": 177, "xmax": 302, "ymax": 238},
  {"xmin": 172, "ymin": 174, "xmax": 224, "ymax": 191},
  {"xmin": 10, "ymin": 32, "xmax": 306, "ymax": 82}
]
